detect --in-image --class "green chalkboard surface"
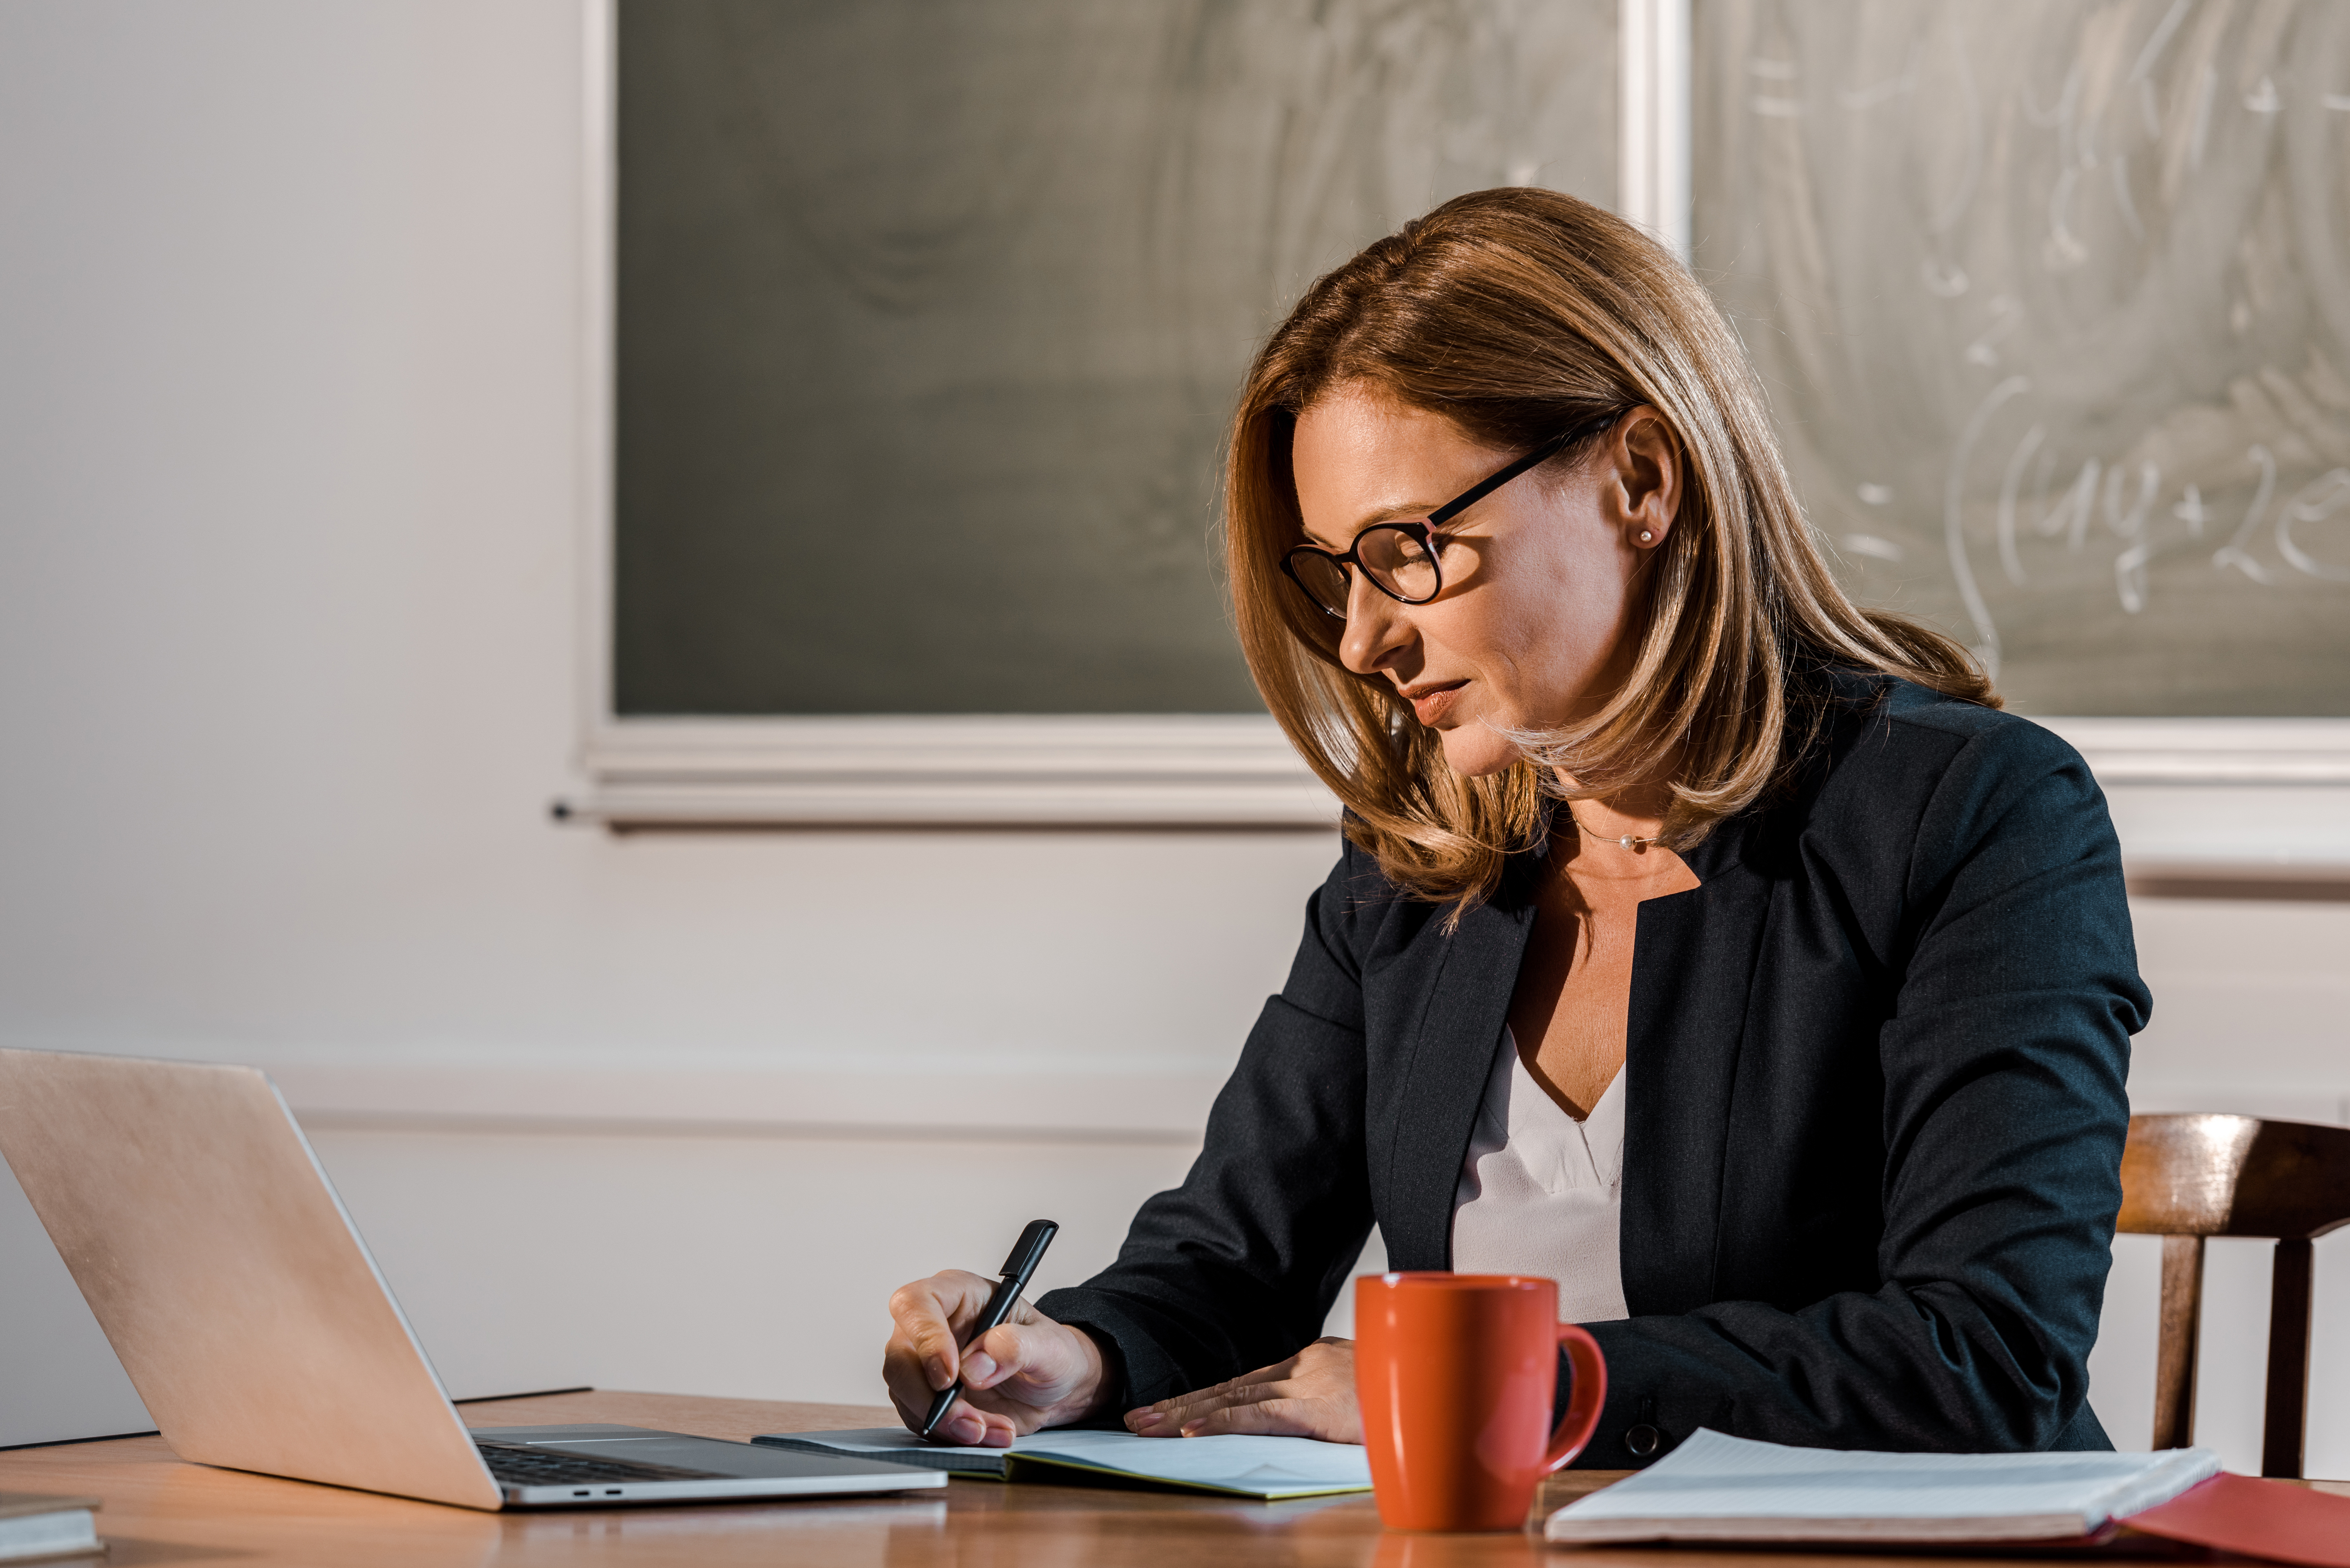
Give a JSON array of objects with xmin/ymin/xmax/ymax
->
[{"xmin": 614, "ymin": 0, "xmax": 1617, "ymax": 715}]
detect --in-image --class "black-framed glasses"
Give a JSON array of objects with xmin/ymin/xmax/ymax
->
[{"xmin": 1279, "ymin": 410, "xmax": 1623, "ymax": 620}]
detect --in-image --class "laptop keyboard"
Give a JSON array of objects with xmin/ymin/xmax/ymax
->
[{"xmin": 476, "ymin": 1440, "xmax": 730, "ymax": 1488}]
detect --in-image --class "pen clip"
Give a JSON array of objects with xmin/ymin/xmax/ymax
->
[{"xmin": 999, "ymin": 1218, "xmax": 1058, "ymax": 1281}]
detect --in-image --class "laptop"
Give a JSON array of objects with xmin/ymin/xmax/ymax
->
[{"xmin": 0, "ymin": 1048, "xmax": 946, "ymax": 1510}]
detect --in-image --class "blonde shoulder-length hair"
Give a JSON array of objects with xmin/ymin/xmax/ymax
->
[{"xmin": 1226, "ymin": 187, "xmax": 1995, "ymax": 912}]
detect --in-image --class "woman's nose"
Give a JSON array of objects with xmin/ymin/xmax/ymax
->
[{"xmin": 1337, "ymin": 573, "xmax": 1413, "ymax": 675}]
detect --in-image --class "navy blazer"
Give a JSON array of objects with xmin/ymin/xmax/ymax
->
[{"xmin": 1037, "ymin": 676, "xmax": 2150, "ymax": 1465}]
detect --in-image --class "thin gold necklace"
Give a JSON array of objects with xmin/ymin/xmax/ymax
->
[{"xmin": 1566, "ymin": 806, "xmax": 1664, "ymax": 850}]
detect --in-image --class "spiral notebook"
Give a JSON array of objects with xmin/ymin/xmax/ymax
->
[{"xmin": 752, "ymin": 1427, "xmax": 1372, "ymax": 1501}]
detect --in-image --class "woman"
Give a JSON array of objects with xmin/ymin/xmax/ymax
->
[{"xmin": 881, "ymin": 188, "xmax": 2147, "ymax": 1466}]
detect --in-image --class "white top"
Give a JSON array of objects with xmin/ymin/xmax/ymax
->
[{"xmin": 1449, "ymin": 1028, "xmax": 1630, "ymax": 1322}]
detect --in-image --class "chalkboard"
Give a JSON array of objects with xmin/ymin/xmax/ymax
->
[
  {"xmin": 614, "ymin": 0, "xmax": 1619, "ymax": 715},
  {"xmin": 1694, "ymin": 0, "xmax": 2350, "ymax": 715}
]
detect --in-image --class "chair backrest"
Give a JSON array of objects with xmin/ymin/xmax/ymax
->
[{"xmin": 2117, "ymin": 1113, "xmax": 2350, "ymax": 1479}]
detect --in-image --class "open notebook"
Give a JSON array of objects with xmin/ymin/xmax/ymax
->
[
  {"xmin": 1544, "ymin": 1429, "xmax": 2222, "ymax": 1545},
  {"xmin": 752, "ymin": 1427, "xmax": 1372, "ymax": 1501}
]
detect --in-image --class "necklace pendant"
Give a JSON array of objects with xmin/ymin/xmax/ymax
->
[{"xmin": 1618, "ymin": 836, "xmax": 1638, "ymax": 849}]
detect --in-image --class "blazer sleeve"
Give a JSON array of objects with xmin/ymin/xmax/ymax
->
[
  {"xmin": 1033, "ymin": 845, "xmax": 1380, "ymax": 1413},
  {"xmin": 1579, "ymin": 717, "xmax": 2148, "ymax": 1459}
]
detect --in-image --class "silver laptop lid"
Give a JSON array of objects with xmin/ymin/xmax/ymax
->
[{"xmin": 0, "ymin": 1049, "xmax": 502, "ymax": 1509}]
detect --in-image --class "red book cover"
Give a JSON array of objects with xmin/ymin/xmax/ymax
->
[{"xmin": 2124, "ymin": 1473, "xmax": 2350, "ymax": 1568}]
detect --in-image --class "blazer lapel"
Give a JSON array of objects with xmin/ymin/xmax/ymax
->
[
  {"xmin": 1378, "ymin": 893, "xmax": 1535, "ymax": 1271},
  {"xmin": 1619, "ymin": 821, "xmax": 1773, "ymax": 1315}
]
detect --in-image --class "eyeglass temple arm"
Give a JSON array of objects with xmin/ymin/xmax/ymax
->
[{"xmin": 1425, "ymin": 412, "xmax": 1620, "ymax": 527}]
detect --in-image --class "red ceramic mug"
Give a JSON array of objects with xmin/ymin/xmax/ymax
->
[{"xmin": 1353, "ymin": 1272, "xmax": 1607, "ymax": 1532}]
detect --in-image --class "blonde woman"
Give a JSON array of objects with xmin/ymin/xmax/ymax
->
[{"xmin": 882, "ymin": 188, "xmax": 2147, "ymax": 1466}]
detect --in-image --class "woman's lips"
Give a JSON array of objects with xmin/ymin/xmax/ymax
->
[{"xmin": 1403, "ymin": 680, "xmax": 1468, "ymax": 726}]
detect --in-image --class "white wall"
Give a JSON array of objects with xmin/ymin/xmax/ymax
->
[
  {"xmin": 1, "ymin": 0, "xmax": 2343, "ymax": 1477},
  {"xmin": 0, "ymin": 0, "xmax": 1337, "ymax": 1445}
]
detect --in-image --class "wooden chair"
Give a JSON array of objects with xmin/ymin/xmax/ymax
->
[{"xmin": 2118, "ymin": 1113, "xmax": 2350, "ymax": 1477}]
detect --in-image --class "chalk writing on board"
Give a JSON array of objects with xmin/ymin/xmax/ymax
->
[{"xmin": 1697, "ymin": 0, "xmax": 2350, "ymax": 715}]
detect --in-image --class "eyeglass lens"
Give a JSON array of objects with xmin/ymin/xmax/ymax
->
[{"xmin": 1291, "ymin": 524, "xmax": 1441, "ymax": 616}]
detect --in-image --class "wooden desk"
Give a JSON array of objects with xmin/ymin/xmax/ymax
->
[{"xmin": 2, "ymin": 1390, "xmax": 2336, "ymax": 1567}]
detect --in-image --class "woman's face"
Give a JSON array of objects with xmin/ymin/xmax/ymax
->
[{"xmin": 1289, "ymin": 381, "xmax": 1681, "ymax": 779}]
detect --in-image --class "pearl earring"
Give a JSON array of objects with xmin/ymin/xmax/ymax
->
[{"xmin": 1638, "ymin": 530, "xmax": 1654, "ymax": 543}]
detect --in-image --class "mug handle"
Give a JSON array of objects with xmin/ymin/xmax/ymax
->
[{"xmin": 1542, "ymin": 1323, "xmax": 1609, "ymax": 1473}]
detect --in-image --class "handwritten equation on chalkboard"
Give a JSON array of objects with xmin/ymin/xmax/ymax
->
[{"xmin": 1697, "ymin": 0, "xmax": 2350, "ymax": 715}]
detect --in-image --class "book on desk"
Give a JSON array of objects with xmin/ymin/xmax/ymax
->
[{"xmin": 1542, "ymin": 1428, "xmax": 2350, "ymax": 1568}]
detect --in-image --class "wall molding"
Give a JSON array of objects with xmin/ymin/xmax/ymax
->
[
  {"xmin": 2036, "ymin": 718, "xmax": 2350, "ymax": 880},
  {"xmin": 564, "ymin": 712, "xmax": 2350, "ymax": 872},
  {"xmin": 259, "ymin": 1057, "xmax": 2346, "ymax": 1142},
  {"xmin": 266, "ymin": 1059, "xmax": 1221, "ymax": 1146},
  {"xmin": 564, "ymin": 715, "xmax": 1336, "ymax": 828},
  {"xmin": 2036, "ymin": 718, "xmax": 2350, "ymax": 787}
]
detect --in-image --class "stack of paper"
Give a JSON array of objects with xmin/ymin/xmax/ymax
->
[
  {"xmin": 1544, "ymin": 1429, "xmax": 2221, "ymax": 1545},
  {"xmin": 754, "ymin": 1427, "xmax": 1372, "ymax": 1501}
]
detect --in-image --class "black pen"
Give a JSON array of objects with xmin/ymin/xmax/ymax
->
[{"xmin": 920, "ymin": 1218, "xmax": 1059, "ymax": 1440}]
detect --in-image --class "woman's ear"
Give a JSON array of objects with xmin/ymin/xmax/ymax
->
[{"xmin": 1607, "ymin": 407, "xmax": 1681, "ymax": 550}]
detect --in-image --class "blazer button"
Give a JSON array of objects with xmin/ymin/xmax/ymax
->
[{"xmin": 1625, "ymin": 1424, "xmax": 1661, "ymax": 1458}]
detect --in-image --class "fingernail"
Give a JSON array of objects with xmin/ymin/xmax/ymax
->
[
  {"xmin": 1178, "ymin": 1422, "xmax": 1202, "ymax": 1437},
  {"xmin": 962, "ymin": 1352, "xmax": 997, "ymax": 1387},
  {"xmin": 929, "ymin": 1357, "xmax": 952, "ymax": 1389}
]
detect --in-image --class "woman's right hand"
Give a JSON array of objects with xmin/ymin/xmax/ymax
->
[{"xmin": 882, "ymin": 1270, "xmax": 1109, "ymax": 1446}]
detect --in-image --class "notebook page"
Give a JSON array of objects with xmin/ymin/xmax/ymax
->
[
  {"xmin": 1548, "ymin": 1430, "xmax": 2221, "ymax": 1543},
  {"xmin": 1012, "ymin": 1429, "xmax": 1372, "ymax": 1497},
  {"xmin": 755, "ymin": 1426, "xmax": 1373, "ymax": 1498}
]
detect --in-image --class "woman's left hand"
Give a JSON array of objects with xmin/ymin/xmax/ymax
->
[{"xmin": 1122, "ymin": 1337, "xmax": 1362, "ymax": 1442}]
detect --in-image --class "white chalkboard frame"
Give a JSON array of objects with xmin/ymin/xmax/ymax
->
[{"xmin": 564, "ymin": 0, "xmax": 2350, "ymax": 875}]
